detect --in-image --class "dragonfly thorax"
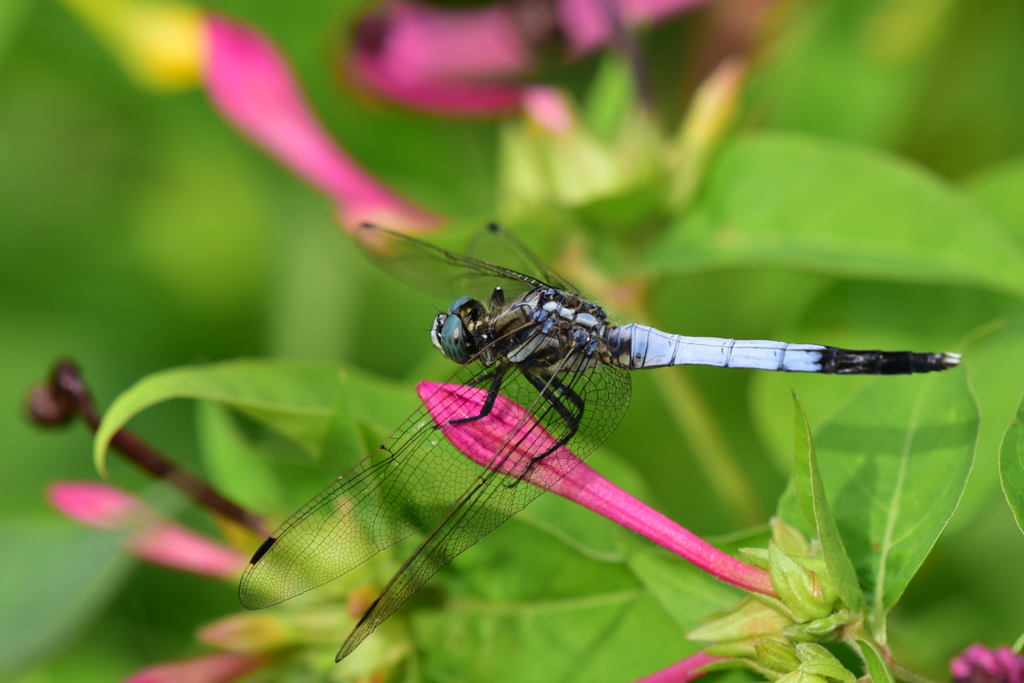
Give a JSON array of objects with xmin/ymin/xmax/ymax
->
[{"xmin": 431, "ymin": 287, "xmax": 615, "ymax": 371}]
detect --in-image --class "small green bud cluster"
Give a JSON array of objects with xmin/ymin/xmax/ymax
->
[{"xmin": 688, "ymin": 520, "xmax": 858, "ymax": 682}]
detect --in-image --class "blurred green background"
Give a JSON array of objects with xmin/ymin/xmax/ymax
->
[{"xmin": 4, "ymin": 0, "xmax": 1024, "ymax": 680}]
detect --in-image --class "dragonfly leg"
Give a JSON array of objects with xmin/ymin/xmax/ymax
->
[
  {"xmin": 442, "ymin": 368, "xmax": 506, "ymax": 427},
  {"xmin": 502, "ymin": 370, "xmax": 584, "ymax": 487}
]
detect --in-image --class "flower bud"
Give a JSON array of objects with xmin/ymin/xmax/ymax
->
[
  {"xmin": 739, "ymin": 547, "xmax": 769, "ymax": 569},
  {"xmin": 768, "ymin": 543, "xmax": 837, "ymax": 622},
  {"xmin": 57, "ymin": 0, "xmax": 204, "ymax": 90},
  {"xmin": 950, "ymin": 644, "xmax": 1024, "ymax": 683},
  {"xmin": 688, "ymin": 598, "xmax": 793, "ymax": 643},
  {"xmin": 756, "ymin": 638, "xmax": 801, "ymax": 673},
  {"xmin": 667, "ymin": 58, "xmax": 746, "ymax": 211},
  {"xmin": 782, "ymin": 612, "xmax": 852, "ymax": 642},
  {"xmin": 774, "ymin": 670, "xmax": 831, "ymax": 683},
  {"xmin": 704, "ymin": 639, "xmax": 758, "ymax": 659},
  {"xmin": 795, "ymin": 643, "xmax": 857, "ymax": 682},
  {"xmin": 199, "ymin": 613, "xmax": 291, "ymax": 652},
  {"xmin": 771, "ymin": 518, "xmax": 812, "ymax": 557}
]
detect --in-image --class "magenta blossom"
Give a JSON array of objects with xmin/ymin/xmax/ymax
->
[
  {"xmin": 416, "ymin": 381, "xmax": 776, "ymax": 596},
  {"xmin": 951, "ymin": 645, "xmax": 1024, "ymax": 683},
  {"xmin": 48, "ymin": 481, "xmax": 247, "ymax": 578},
  {"xmin": 349, "ymin": 0, "xmax": 710, "ymax": 115},
  {"xmin": 635, "ymin": 652, "xmax": 723, "ymax": 683},
  {"xmin": 202, "ymin": 14, "xmax": 440, "ymax": 234},
  {"xmin": 122, "ymin": 651, "xmax": 266, "ymax": 683}
]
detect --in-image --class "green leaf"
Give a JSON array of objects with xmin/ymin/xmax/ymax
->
[
  {"xmin": 0, "ymin": 0, "xmax": 30, "ymax": 68},
  {"xmin": 857, "ymin": 639, "xmax": 896, "ymax": 683},
  {"xmin": 743, "ymin": 1, "xmax": 949, "ymax": 147},
  {"xmin": 792, "ymin": 392, "xmax": 865, "ymax": 612},
  {"xmin": 195, "ymin": 400, "xmax": 285, "ymax": 516},
  {"xmin": 650, "ymin": 133, "xmax": 1024, "ymax": 296},
  {"xmin": 417, "ymin": 516, "xmax": 692, "ymax": 683},
  {"xmin": 965, "ymin": 157, "xmax": 1024, "ymax": 245},
  {"xmin": 94, "ymin": 359, "xmax": 342, "ymax": 474},
  {"xmin": 623, "ymin": 537, "xmax": 743, "ymax": 632},
  {"xmin": 813, "ymin": 371, "xmax": 978, "ymax": 636},
  {"xmin": 999, "ymin": 393, "xmax": 1024, "ymax": 535},
  {"xmin": 0, "ymin": 520, "xmax": 131, "ymax": 678},
  {"xmin": 584, "ymin": 53, "xmax": 635, "ymax": 141}
]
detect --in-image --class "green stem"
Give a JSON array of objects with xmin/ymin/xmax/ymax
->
[
  {"xmin": 890, "ymin": 661, "xmax": 941, "ymax": 683},
  {"xmin": 650, "ymin": 367, "xmax": 766, "ymax": 525}
]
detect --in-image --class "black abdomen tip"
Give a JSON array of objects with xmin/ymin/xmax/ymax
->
[{"xmin": 821, "ymin": 349, "xmax": 962, "ymax": 375}]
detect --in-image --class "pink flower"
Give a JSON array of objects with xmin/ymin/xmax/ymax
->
[
  {"xmin": 122, "ymin": 651, "xmax": 266, "ymax": 683},
  {"xmin": 416, "ymin": 381, "xmax": 775, "ymax": 596},
  {"xmin": 349, "ymin": 1, "xmax": 529, "ymax": 116},
  {"xmin": 202, "ymin": 14, "xmax": 439, "ymax": 233},
  {"xmin": 635, "ymin": 652, "xmax": 723, "ymax": 683},
  {"xmin": 951, "ymin": 645, "xmax": 1024, "ymax": 683},
  {"xmin": 347, "ymin": 0, "xmax": 710, "ymax": 115},
  {"xmin": 48, "ymin": 481, "xmax": 247, "ymax": 578}
]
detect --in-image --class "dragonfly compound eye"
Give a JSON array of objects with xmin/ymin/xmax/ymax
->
[{"xmin": 439, "ymin": 314, "xmax": 472, "ymax": 364}]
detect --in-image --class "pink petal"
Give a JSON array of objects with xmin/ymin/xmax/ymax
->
[
  {"xmin": 48, "ymin": 481, "xmax": 246, "ymax": 577},
  {"xmin": 558, "ymin": 0, "xmax": 709, "ymax": 55},
  {"xmin": 346, "ymin": 1, "xmax": 529, "ymax": 116},
  {"xmin": 48, "ymin": 481, "xmax": 142, "ymax": 529},
  {"xmin": 952, "ymin": 645, "xmax": 1024, "ymax": 683},
  {"xmin": 634, "ymin": 652, "xmax": 723, "ymax": 683},
  {"xmin": 122, "ymin": 651, "xmax": 265, "ymax": 683},
  {"xmin": 417, "ymin": 382, "xmax": 775, "ymax": 595},
  {"xmin": 360, "ymin": 1, "xmax": 531, "ymax": 83},
  {"xmin": 348, "ymin": 48, "xmax": 525, "ymax": 116},
  {"xmin": 522, "ymin": 86, "xmax": 575, "ymax": 135},
  {"xmin": 127, "ymin": 523, "xmax": 248, "ymax": 578},
  {"xmin": 202, "ymin": 14, "xmax": 439, "ymax": 231}
]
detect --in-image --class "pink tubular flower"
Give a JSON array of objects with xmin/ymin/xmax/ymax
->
[
  {"xmin": 416, "ymin": 382, "xmax": 775, "ymax": 596},
  {"xmin": 202, "ymin": 14, "xmax": 440, "ymax": 233},
  {"xmin": 350, "ymin": 1, "xmax": 529, "ymax": 116},
  {"xmin": 48, "ymin": 481, "xmax": 247, "ymax": 578},
  {"xmin": 347, "ymin": 0, "xmax": 710, "ymax": 115},
  {"xmin": 635, "ymin": 652, "xmax": 723, "ymax": 683},
  {"xmin": 122, "ymin": 651, "xmax": 266, "ymax": 683},
  {"xmin": 951, "ymin": 645, "xmax": 1024, "ymax": 683}
]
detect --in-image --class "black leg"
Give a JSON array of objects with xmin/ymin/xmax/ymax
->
[
  {"xmin": 521, "ymin": 370, "xmax": 583, "ymax": 460},
  {"xmin": 443, "ymin": 368, "xmax": 506, "ymax": 427}
]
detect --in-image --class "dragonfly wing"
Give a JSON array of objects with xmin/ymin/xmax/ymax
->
[
  {"xmin": 356, "ymin": 223, "xmax": 551, "ymax": 301},
  {"xmin": 466, "ymin": 223, "xmax": 581, "ymax": 295},
  {"xmin": 238, "ymin": 363, "xmax": 504, "ymax": 610},
  {"xmin": 336, "ymin": 360, "xmax": 631, "ymax": 659}
]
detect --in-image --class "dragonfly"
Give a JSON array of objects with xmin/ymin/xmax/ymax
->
[{"xmin": 238, "ymin": 223, "xmax": 961, "ymax": 661}]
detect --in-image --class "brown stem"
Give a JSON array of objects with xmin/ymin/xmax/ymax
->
[{"xmin": 28, "ymin": 359, "xmax": 270, "ymax": 537}]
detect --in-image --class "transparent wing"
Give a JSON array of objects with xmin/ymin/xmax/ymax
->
[
  {"xmin": 238, "ymin": 336, "xmax": 630, "ymax": 653},
  {"xmin": 336, "ymin": 359, "xmax": 630, "ymax": 659},
  {"xmin": 466, "ymin": 223, "xmax": 580, "ymax": 295},
  {"xmin": 356, "ymin": 223, "xmax": 562, "ymax": 302}
]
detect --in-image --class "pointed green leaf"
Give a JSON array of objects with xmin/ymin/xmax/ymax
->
[
  {"xmin": 94, "ymin": 359, "xmax": 341, "ymax": 474},
  {"xmin": 623, "ymin": 537, "xmax": 742, "ymax": 631},
  {"xmin": 650, "ymin": 133, "xmax": 1024, "ymax": 296},
  {"xmin": 813, "ymin": 371, "xmax": 978, "ymax": 635},
  {"xmin": 857, "ymin": 639, "xmax": 895, "ymax": 683},
  {"xmin": 195, "ymin": 400, "xmax": 284, "ymax": 515},
  {"xmin": 792, "ymin": 392, "xmax": 865, "ymax": 612},
  {"xmin": 999, "ymin": 393, "xmax": 1024, "ymax": 535}
]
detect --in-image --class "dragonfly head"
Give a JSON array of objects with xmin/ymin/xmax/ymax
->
[{"xmin": 431, "ymin": 296, "xmax": 483, "ymax": 364}]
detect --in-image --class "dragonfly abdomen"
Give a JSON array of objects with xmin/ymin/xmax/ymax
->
[{"xmin": 608, "ymin": 324, "xmax": 960, "ymax": 375}]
